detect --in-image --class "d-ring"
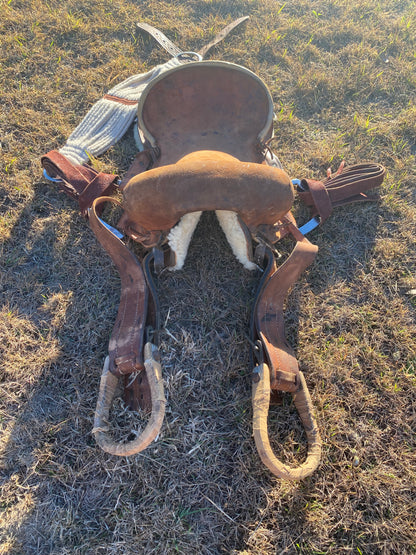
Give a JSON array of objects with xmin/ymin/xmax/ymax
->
[{"xmin": 175, "ymin": 51, "xmax": 203, "ymax": 62}]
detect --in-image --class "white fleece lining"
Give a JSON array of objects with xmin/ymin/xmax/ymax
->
[
  {"xmin": 167, "ymin": 211, "xmax": 202, "ymax": 270},
  {"xmin": 215, "ymin": 210, "xmax": 257, "ymax": 270},
  {"xmin": 167, "ymin": 210, "xmax": 256, "ymax": 271}
]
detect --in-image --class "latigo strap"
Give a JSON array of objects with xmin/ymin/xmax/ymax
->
[
  {"xmin": 41, "ymin": 150, "xmax": 118, "ymax": 216},
  {"xmin": 298, "ymin": 162, "xmax": 386, "ymax": 223}
]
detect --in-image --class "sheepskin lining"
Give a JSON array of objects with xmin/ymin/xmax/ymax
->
[
  {"xmin": 167, "ymin": 212, "xmax": 202, "ymax": 270},
  {"xmin": 167, "ymin": 210, "xmax": 255, "ymax": 271},
  {"xmin": 215, "ymin": 210, "xmax": 256, "ymax": 270}
]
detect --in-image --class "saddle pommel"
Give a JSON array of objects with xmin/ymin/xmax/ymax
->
[{"xmin": 120, "ymin": 150, "xmax": 294, "ymax": 238}]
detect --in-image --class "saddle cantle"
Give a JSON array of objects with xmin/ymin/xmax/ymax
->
[
  {"xmin": 136, "ymin": 60, "xmax": 274, "ymax": 165},
  {"xmin": 41, "ymin": 48, "xmax": 385, "ymax": 479}
]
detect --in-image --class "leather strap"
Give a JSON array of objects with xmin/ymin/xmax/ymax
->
[
  {"xmin": 302, "ymin": 179, "xmax": 333, "ymax": 222},
  {"xmin": 198, "ymin": 17, "xmax": 250, "ymax": 57},
  {"xmin": 119, "ymin": 149, "xmax": 154, "ymax": 189},
  {"xmin": 298, "ymin": 162, "xmax": 385, "ymax": 223},
  {"xmin": 41, "ymin": 150, "xmax": 118, "ymax": 216},
  {"xmin": 136, "ymin": 22, "xmax": 182, "ymax": 57},
  {"xmin": 136, "ymin": 16, "xmax": 249, "ymax": 59},
  {"xmin": 253, "ymin": 222, "xmax": 318, "ymax": 392},
  {"xmin": 88, "ymin": 197, "xmax": 152, "ymax": 411}
]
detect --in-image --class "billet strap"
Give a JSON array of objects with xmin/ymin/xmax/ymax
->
[
  {"xmin": 137, "ymin": 16, "xmax": 249, "ymax": 59},
  {"xmin": 298, "ymin": 162, "xmax": 386, "ymax": 223},
  {"xmin": 41, "ymin": 150, "xmax": 118, "ymax": 216},
  {"xmin": 88, "ymin": 196, "xmax": 152, "ymax": 411}
]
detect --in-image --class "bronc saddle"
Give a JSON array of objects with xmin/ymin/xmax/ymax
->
[{"xmin": 41, "ymin": 19, "xmax": 385, "ymax": 480}]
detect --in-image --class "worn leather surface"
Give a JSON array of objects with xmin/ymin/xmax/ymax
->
[
  {"xmin": 253, "ymin": 222, "xmax": 318, "ymax": 392},
  {"xmin": 299, "ymin": 162, "xmax": 386, "ymax": 222},
  {"xmin": 137, "ymin": 61, "xmax": 274, "ymax": 166},
  {"xmin": 89, "ymin": 197, "xmax": 152, "ymax": 411},
  {"xmin": 120, "ymin": 150, "xmax": 294, "ymax": 236},
  {"xmin": 41, "ymin": 150, "xmax": 118, "ymax": 216},
  {"xmin": 136, "ymin": 17, "xmax": 250, "ymax": 59}
]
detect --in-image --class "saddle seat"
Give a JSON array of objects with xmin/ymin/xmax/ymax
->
[{"xmin": 136, "ymin": 60, "xmax": 274, "ymax": 165}]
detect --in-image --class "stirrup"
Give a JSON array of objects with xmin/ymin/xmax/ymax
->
[
  {"xmin": 92, "ymin": 343, "xmax": 166, "ymax": 456},
  {"xmin": 252, "ymin": 364, "xmax": 322, "ymax": 480}
]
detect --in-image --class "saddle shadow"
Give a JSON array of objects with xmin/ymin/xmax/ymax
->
[
  {"xmin": 156, "ymin": 198, "xmax": 383, "ymax": 551},
  {"xmin": 152, "ymin": 211, "xmax": 317, "ymax": 551},
  {"xmin": 0, "ymin": 178, "xmax": 129, "ymax": 553}
]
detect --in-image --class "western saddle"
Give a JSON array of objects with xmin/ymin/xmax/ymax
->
[{"xmin": 41, "ymin": 20, "xmax": 385, "ymax": 480}]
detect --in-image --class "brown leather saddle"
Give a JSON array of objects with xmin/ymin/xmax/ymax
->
[{"xmin": 42, "ymin": 58, "xmax": 385, "ymax": 480}]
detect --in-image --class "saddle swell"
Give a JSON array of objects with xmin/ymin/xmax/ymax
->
[{"xmin": 119, "ymin": 150, "xmax": 294, "ymax": 239}]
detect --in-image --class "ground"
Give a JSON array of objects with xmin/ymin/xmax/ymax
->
[{"xmin": 0, "ymin": 1, "xmax": 415, "ymax": 554}]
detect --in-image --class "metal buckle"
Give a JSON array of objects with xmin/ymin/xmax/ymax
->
[
  {"xmin": 175, "ymin": 51, "xmax": 203, "ymax": 62},
  {"xmin": 247, "ymin": 337, "xmax": 264, "ymax": 365}
]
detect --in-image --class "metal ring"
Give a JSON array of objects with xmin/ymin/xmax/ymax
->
[{"xmin": 175, "ymin": 51, "xmax": 203, "ymax": 63}]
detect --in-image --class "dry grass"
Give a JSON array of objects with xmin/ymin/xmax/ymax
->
[{"xmin": 1, "ymin": 0, "xmax": 416, "ymax": 553}]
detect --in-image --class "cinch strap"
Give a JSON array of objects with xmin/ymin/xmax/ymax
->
[{"xmin": 41, "ymin": 150, "xmax": 118, "ymax": 216}]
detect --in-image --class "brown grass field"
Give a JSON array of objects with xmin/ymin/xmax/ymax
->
[{"xmin": 1, "ymin": 0, "xmax": 416, "ymax": 553}]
